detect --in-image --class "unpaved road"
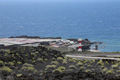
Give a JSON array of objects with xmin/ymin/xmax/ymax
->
[{"xmin": 66, "ymin": 53, "xmax": 120, "ymax": 60}]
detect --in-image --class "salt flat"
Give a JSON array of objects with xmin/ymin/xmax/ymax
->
[{"xmin": 0, "ymin": 38, "xmax": 61, "ymax": 46}]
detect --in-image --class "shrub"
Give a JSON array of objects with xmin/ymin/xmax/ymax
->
[
  {"xmin": 63, "ymin": 59, "xmax": 67, "ymax": 64},
  {"xmin": 69, "ymin": 58, "xmax": 76, "ymax": 63},
  {"xmin": 32, "ymin": 60, "xmax": 36, "ymax": 63},
  {"xmin": 58, "ymin": 66, "xmax": 66, "ymax": 71},
  {"xmin": 17, "ymin": 62, "xmax": 22, "ymax": 65},
  {"xmin": 72, "ymin": 58, "xmax": 77, "ymax": 63},
  {"xmin": 89, "ymin": 60, "xmax": 93, "ymax": 63},
  {"xmin": 117, "ymin": 70, "xmax": 120, "ymax": 73},
  {"xmin": 21, "ymin": 66, "xmax": 27, "ymax": 71},
  {"xmin": 17, "ymin": 74, "xmax": 22, "ymax": 77},
  {"xmin": 44, "ymin": 58, "xmax": 48, "ymax": 61},
  {"xmin": 80, "ymin": 66, "xmax": 85, "ymax": 69},
  {"xmin": 4, "ymin": 53, "xmax": 8, "ymax": 56},
  {"xmin": 45, "ymin": 65, "xmax": 57, "ymax": 70},
  {"xmin": 51, "ymin": 61, "xmax": 59, "ymax": 65},
  {"xmin": 53, "ymin": 69, "xmax": 63, "ymax": 73},
  {"xmin": 88, "ymin": 64, "xmax": 92, "ymax": 67},
  {"xmin": 23, "ymin": 63, "xmax": 34, "ymax": 67},
  {"xmin": 85, "ymin": 69, "xmax": 91, "ymax": 72},
  {"xmin": 97, "ymin": 60, "xmax": 103, "ymax": 64},
  {"xmin": 0, "ymin": 60, "xmax": 3, "ymax": 65},
  {"xmin": 83, "ymin": 60, "xmax": 86, "ymax": 64},
  {"xmin": 0, "ymin": 66, "xmax": 12, "ymax": 75},
  {"xmin": 92, "ymin": 59, "xmax": 96, "ymax": 62},
  {"xmin": 37, "ymin": 58, "xmax": 43, "ymax": 62},
  {"xmin": 111, "ymin": 64, "xmax": 118, "ymax": 68},
  {"xmin": 16, "ymin": 53, "xmax": 19, "ymax": 56},
  {"xmin": 97, "ymin": 60, "xmax": 104, "ymax": 65},
  {"xmin": 21, "ymin": 65, "xmax": 37, "ymax": 73},
  {"xmin": 76, "ymin": 62, "xmax": 83, "ymax": 66},
  {"xmin": 102, "ymin": 67, "xmax": 108, "ymax": 72},
  {"xmin": 69, "ymin": 65, "xmax": 77, "ymax": 69},
  {"xmin": 57, "ymin": 57, "xmax": 63, "ymax": 61},
  {"xmin": 53, "ymin": 66, "xmax": 66, "ymax": 73},
  {"xmin": 8, "ymin": 62, "xmax": 14, "ymax": 66},
  {"xmin": 105, "ymin": 61, "xmax": 109, "ymax": 64},
  {"xmin": 52, "ymin": 58, "xmax": 56, "ymax": 61},
  {"xmin": 39, "ymin": 70, "xmax": 43, "ymax": 76},
  {"xmin": 106, "ymin": 69, "xmax": 114, "ymax": 74},
  {"xmin": 27, "ymin": 67, "xmax": 35, "ymax": 72},
  {"xmin": 4, "ymin": 62, "xmax": 7, "ymax": 66}
]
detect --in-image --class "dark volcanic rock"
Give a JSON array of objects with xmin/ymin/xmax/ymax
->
[
  {"xmin": 9, "ymin": 35, "xmax": 41, "ymax": 39},
  {"xmin": 9, "ymin": 35, "xmax": 61, "ymax": 39}
]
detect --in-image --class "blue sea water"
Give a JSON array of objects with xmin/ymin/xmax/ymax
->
[{"xmin": 0, "ymin": 0, "xmax": 120, "ymax": 52}]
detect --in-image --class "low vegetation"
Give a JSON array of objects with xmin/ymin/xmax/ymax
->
[{"xmin": 0, "ymin": 46, "xmax": 120, "ymax": 80}]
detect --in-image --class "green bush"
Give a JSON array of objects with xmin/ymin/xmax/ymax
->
[
  {"xmin": 97, "ymin": 60, "xmax": 103, "ymax": 64},
  {"xmin": 69, "ymin": 65, "xmax": 77, "ymax": 69},
  {"xmin": 105, "ymin": 61, "xmax": 109, "ymax": 64},
  {"xmin": 76, "ymin": 62, "xmax": 83, "ymax": 66},
  {"xmin": 69, "ymin": 58, "xmax": 73, "ymax": 62},
  {"xmin": 16, "ymin": 53, "xmax": 19, "ymax": 56},
  {"xmin": 106, "ymin": 69, "xmax": 114, "ymax": 74},
  {"xmin": 0, "ymin": 66, "xmax": 12, "ymax": 75},
  {"xmin": 17, "ymin": 62, "xmax": 22, "ymax": 65},
  {"xmin": 97, "ymin": 60, "xmax": 104, "ymax": 65},
  {"xmin": 88, "ymin": 64, "xmax": 92, "ymax": 67},
  {"xmin": 8, "ymin": 62, "xmax": 14, "ymax": 66},
  {"xmin": 80, "ymin": 66, "xmax": 85, "ymax": 69},
  {"xmin": 21, "ymin": 64, "xmax": 37, "ymax": 73},
  {"xmin": 102, "ymin": 67, "xmax": 108, "ymax": 72},
  {"xmin": 23, "ymin": 63, "xmax": 34, "ymax": 67},
  {"xmin": 83, "ymin": 60, "xmax": 87, "ymax": 64},
  {"xmin": 32, "ymin": 60, "xmax": 36, "ymax": 63},
  {"xmin": 52, "ymin": 58, "xmax": 56, "ymax": 61},
  {"xmin": 51, "ymin": 61, "xmax": 59, "ymax": 65},
  {"xmin": 53, "ymin": 66, "xmax": 66, "ymax": 73},
  {"xmin": 72, "ymin": 58, "xmax": 77, "ymax": 63},
  {"xmin": 4, "ymin": 53, "xmax": 8, "ymax": 56},
  {"xmin": 0, "ymin": 60, "xmax": 3, "ymax": 65},
  {"xmin": 111, "ymin": 64, "xmax": 118, "ymax": 68},
  {"xmin": 17, "ymin": 74, "xmax": 22, "ymax": 77},
  {"xmin": 27, "ymin": 67, "xmax": 35, "ymax": 72},
  {"xmin": 63, "ymin": 59, "xmax": 67, "ymax": 64},
  {"xmin": 53, "ymin": 69, "xmax": 63, "ymax": 73},
  {"xmin": 45, "ymin": 65, "xmax": 57, "ymax": 70},
  {"xmin": 92, "ymin": 59, "xmax": 96, "ymax": 62},
  {"xmin": 57, "ymin": 57, "xmax": 63, "ymax": 61},
  {"xmin": 21, "ymin": 66, "xmax": 27, "ymax": 71},
  {"xmin": 85, "ymin": 69, "xmax": 91, "ymax": 72},
  {"xmin": 44, "ymin": 58, "xmax": 48, "ymax": 61},
  {"xmin": 37, "ymin": 58, "xmax": 43, "ymax": 62},
  {"xmin": 58, "ymin": 66, "xmax": 66, "ymax": 71}
]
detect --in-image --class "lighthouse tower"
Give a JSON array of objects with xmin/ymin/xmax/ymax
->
[{"xmin": 78, "ymin": 38, "xmax": 82, "ymax": 51}]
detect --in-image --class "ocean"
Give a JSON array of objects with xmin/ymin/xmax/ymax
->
[{"xmin": 0, "ymin": 0, "xmax": 120, "ymax": 52}]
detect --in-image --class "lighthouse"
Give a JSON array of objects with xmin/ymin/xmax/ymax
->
[{"xmin": 78, "ymin": 38, "xmax": 82, "ymax": 51}]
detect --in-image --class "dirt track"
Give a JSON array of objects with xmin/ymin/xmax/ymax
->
[{"xmin": 66, "ymin": 53, "xmax": 120, "ymax": 60}]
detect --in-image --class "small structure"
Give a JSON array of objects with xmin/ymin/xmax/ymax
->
[
  {"xmin": 75, "ymin": 38, "xmax": 103, "ymax": 52},
  {"xmin": 78, "ymin": 38, "xmax": 82, "ymax": 51}
]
